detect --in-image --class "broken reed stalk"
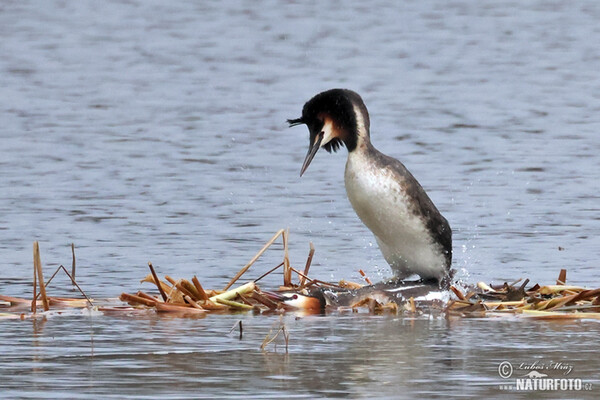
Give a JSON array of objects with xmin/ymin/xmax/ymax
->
[
  {"xmin": 175, "ymin": 281, "xmax": 197, "ymax": 302},
  {"xmin": 38, "ymin": 266, "xmax": 94, "ymax": 306},
  {"xmin": 251, "ymin": 290, "xmax": 279, "ymax": 310},
  {"xmin": 296, "ymin": 278, "xmax": 342, "ymax": 290},
  {"xmin": 229, "ymin": 320, "xmax": 243, "ymax": 339},
  {"xmin": 33, "ymin": 242, "xmax": 50, "ymax": 311},
  {"xmin": 140, "ymin": 274, "xmax": 172, "ymax": 294},
  {"xmin": 35, "ymin": 265, "xmax": 94, "ymax": 307},
  {"xmin": 261, "ymin": 326, "xmax": 279, "ymax": 350},
  {"xmin": 192, "ymin": 276, "xmax": 209, "ymax": 301},
  {"xmin": 313, "ymin": 279, "xmax": 343, "ymax": 288},
  {"xmin": 261, "ymin": 324, "xmax": 289, "ymax": 352},
  {"xmin": 165, "ymin": 283, "xmax": 181, "ymax": 304},
  {"xmin": 32, "ymin": 248, "xmax": 37, "ymax": 313},
  {"xmin": 198, "ymin": 300, "xmax": 227, "ymax": 310},
  {"xmin": 148, "ymin": 262, "xmax": 168, "ymax": 302},
  {"xmin": 223, "ymin": 229, "xmax": 284, "ymax": 291},
  {"xmin": 71, "ymin": 243, "xmax": 76, "ymax": 284},
  {"xmin": 283, "ymin": 326, "xmax": 289, "ymax": 351},
  {"xmin": 508, "ymin": 278, "xmax": 523, "ymax": 287},
  {"xmin": 236, "ymin": 291, "xmax": 254, "ymax": 306},
  {"xmin": 283, "ymin": 228, "xmax": 291, "ymax": 287},
  {"xmin": 290, "ymin": 266, "xmax": 318, "ymax": 287},
  {"xmin": 183, "ymin": 295, "xmax": 205, "ymax": 311},
  {"xmin": 297, "ymin": 278, "xmax": 342, "ymax": 290},
  {"xmin": 450, "ymin": 285, "xmax": 466, "ymax": 300},
  {"xmin": 557, "ymin": 269, "xmax": 567, "ymax": 285},
  {"xmin": 181, "ymin": 280, "xmax": 202, "ymax": 301},
  {"xmin": 253, "ymin": 262, "xmax": 284, "ymax": 283},
  {"xmin": 359, "ymin": 269, "xmax": 373, "ymax": 285},
  {"xmin": 136, "ymin": 291, "xmax": 158, "ymax": 302},
  {"xmin": 39, "ymin": 265, "xmax": 68, "ymax": 290},
  {"xmin": 120, "ymin": 292, "xmax": 156, "ymax": 307},
  {"xmin": 155, "ymin": 302, "xmax": 206, "ymax": 314},
  {"xmin": 300, "ymin": 242, "xmax": 315, "ymax": 286}
]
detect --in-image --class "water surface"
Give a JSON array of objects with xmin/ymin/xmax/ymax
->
[{"xmin": 1, "ymin": 1, "xmax": 599, "ymax": 398}]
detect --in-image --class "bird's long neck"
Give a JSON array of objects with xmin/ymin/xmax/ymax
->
[{"xmin": 346, "ymin": 103, "xmax": 372, "ymax": 154}]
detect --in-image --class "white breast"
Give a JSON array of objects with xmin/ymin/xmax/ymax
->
[{"xmin": 344, "ymin": 150, "xmax": 446, "ymax": 281}]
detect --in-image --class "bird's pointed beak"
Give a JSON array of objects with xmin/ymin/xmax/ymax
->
[
  {"xmin": 261, "ymin": 290, "xmax": 285, "ymax": 302},
  {"xmin": 300, "ymin": 132, "xmax": 323, "ymax": 177}
]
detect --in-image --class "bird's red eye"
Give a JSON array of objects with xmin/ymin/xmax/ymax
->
[{"xmin": 292, "ymin": 294, "xmax": 298, "ymax": 299}]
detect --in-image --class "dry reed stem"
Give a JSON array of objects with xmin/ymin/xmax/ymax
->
[
  {"xmin": 148, "ymin": 262, "xmax": 168, "ymax": 302},
  {"xmin": 261, "ymin": 327, "xmax": 276, "ymax": 350},
  {"xmin": 71, "ymin": 243, "xmax": 76, "ymax": 283},
  {"xmin": 165, "ymin": 280, "xmax": 185, "ymax": 304},
  {"xmin": 290, "ymin": 266, "xmax": 318, "ymax": 286},
  {"xmin": 520, "ymin": 309, "xmax": 600, "ymax": 320},
  {"xmin": 155, "ymin": 302, "xmax": 205, "ymax": 314},
  {"xmin": 175, "ymin": 281, "xmax": 197, "ymax": 303},
  {"xmin": 0, "ymin": 295, "xmax": 37, "ymax": 305},
  {"xmin": 450, "ymin": 285, "xmax": 466, "ymax": 300},
  {"xmin": 251, "ymin": 291, "xmax": 279, "ymax": 310},
  {"xmin": 140, "ymin": 274, "xmax": 172, "ymax": 294},
  {"xmin": 358, "ymin": 269, "xmax": 373, "ymax": 285},
  {"xmin": 31, "ymin": 247, "xmax": 37, "ymax": 314},
  {"xmin": 48, "ymin": 298, "xmax": 89, "ymax": 307},
  {"xmin": 223, "ymin": 229, "xmax": 284, "ymax": 291},
  {"xmin": 300, "ymin": 242, "xmax": 315, "ymax": 286},
  {"xmin": 507, "ymin": 278, "xmax": 523, "ymax": 287},
  {"xmin": 253, "ymin": 262, "xmax": 284, "ymax": 283},
  {"xmin": 192, "ymin": 276, "xmax": 209, "ymax": 301},
  {"xmin": 164, "ymin": 275, "xmax": 177, "ymax": 285},
  {"xmin": 261, "ymin": 323, "xmax": 289, "ymax": 352},
  {"xmin": 184, "ymin": 295, "xmax": 206, "ymax": 311},
  {"xmin": 120, "ymin": 292, "xmax": 156, "ymax": 307},
  {"xmin": 278, "ymin": 286, "xmax": 296, "ymax": 291},
  {"xmin": 283, "ymin": 228, "xmax": 291, "ymax": 287},
  {"xmin": 295, "ymin": 280, "xmax": 330, "ymax": 290},
  {"xmin": 181, "ymin": 280, "xmax": 202, "ymax": 301},
  {"xmin": 33, "ymin": 242, "xmax": 49, "ymax": 311},
  {"xmin": 33, "ymin": 265, "xmax": 94, "ymax": 307},
  {"xmin": 229, "ymin": 320, "xmax": 243, "ymax": 339},
  {"xmin": 312, "ymin": 279, "xmax": 343, "ymax": 289},
  {"xmin": 557, "ymin": 269, "xmax": 567, "ymax": 285},
  {"xmin": 565, "ymin": 288, "xmax": 600, "ymax": 306},
  {"xmin": 538, "ymin": 285, "xmax": 583, "ymax": 295},
  {"xmin": 58, "ymin": 265, "xmax": 94, "ymax": 306},
  {"xmin": 236, "ymin": 292, "xmax": 255, "ymax": 306},
  {"xmin": 282, "ymin": 326, "xmax": 289, "ymax": 351},
  {"xmin": 136, "ymin": 291, "xmax": 159, "ymax": 302}
]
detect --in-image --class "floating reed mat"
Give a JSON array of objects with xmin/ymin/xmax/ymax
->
[
  {"xmin": 448, "ymin": 271, "xmax": 600, "ymax": 320},
  {"xmin": 1, "ymin": 232, "xmax": 600, "ymax": 321}
]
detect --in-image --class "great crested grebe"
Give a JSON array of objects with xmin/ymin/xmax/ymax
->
[{"xmin": 288, "ymin": 89, "xmax": 452, "ymax": 287}]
